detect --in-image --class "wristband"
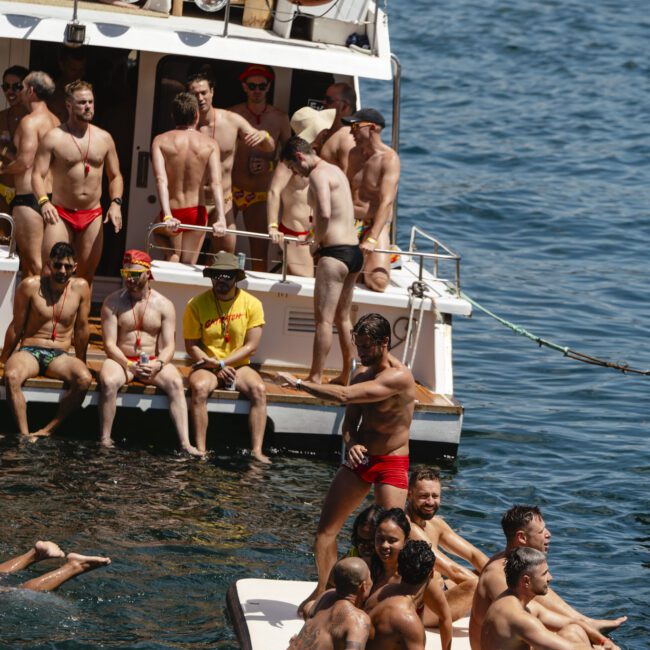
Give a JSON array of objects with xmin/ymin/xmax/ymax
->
[
  {"xmin": 162, "ymin": 215, "xmax": 173, "ymax": 222},
  {"xmin": 267, "ymin": 161, "xmax": 275, "ymax": 172},
  {"xmin": 158, "ymin": 359, "xmax": 164, "ymax": 371},
  {"xmin": 366, "ymin": 237, "xmax": 378, "ymax": 246},
  {"xmin": 268, "ymin": 222, "xmax": 279, "ymax": 230},
  {"xmin": 38, "ymin": 195, "xmax": 50, "ymax": 207},
  {"xmin": 263, "ymin": 130, "xmax": 270, "ymax": 141}
]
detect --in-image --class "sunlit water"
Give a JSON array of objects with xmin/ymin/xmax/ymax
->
[{"xmin": 1, "ymin": 0, "xmax": 649, "ymax": 647}]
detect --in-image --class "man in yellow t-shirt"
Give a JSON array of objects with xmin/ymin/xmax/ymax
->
[{"xmin": 183, "ymin": 251, "xmax": 269, "ymax": 463}]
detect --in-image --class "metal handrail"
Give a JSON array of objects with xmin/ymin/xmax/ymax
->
[
  {"xmin": 0, "ymin": 213, "xmax": 17, "ymax": 257},
  {"xmin": 408, "ymin": 226, "xmax": 461, "ymax": 294}
]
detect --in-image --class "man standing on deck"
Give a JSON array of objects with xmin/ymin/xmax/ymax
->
[
  {"xmin": 184, "ymin": 252, "xmax": 269, "ymax": 464},
  {"xmin": 278, "ymin": 312, "xmax": 416, "ymax": 616},
  {"xmin": 0, "ymin": 71, "xmax": 59, "ymax": 277},
  {"xmin": 0, "ymin": 242, "xmax": 92, "ymax": 437},
  {"xmin": 344, "ymin": 108, "xmax": 400, "ymax": 293},
  {"xmin": 151, "ymin": 92, "xmax": 226, "ymax": 264},
  {"xmin": 407, "ymin": 467, "xmax": 489, "ymax": 625},
  {"xmin": 469, "ymin": 505, "xmax": 627, "ymax": 650},
  {"xmin": 481, "ymin": 548, "xmax": 621, "ymax": 650},
  {"xmin": 288, "ymin": 557, "xmax": 372, "ymax": 650},
  {"xmin": 319, "ymin": 82, "xmax": 357, "ymax": 174},
  {"xmin": 229, "ymin": 65, "xmax": 291, "ymax": 271},
  {"xmin": 187, "ymin": 72, "xmax": 275, "ymax": 255},
  {"xmin": 33, "ymin": 80, "xmax": 123, "ymax": 286},
  {"xmin": 280, "ymin": 136, "xmax": 362, "ymax": 385},
  {"xmin": 98, "ymin": 249, "xmax": 203, "ymax": 457}
]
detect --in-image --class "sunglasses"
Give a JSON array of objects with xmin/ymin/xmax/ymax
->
[
  {"xmin": 323, "ymin": 95, "xmax": 340, "ymax": 105},
  {"xmin": 246, "ymin": 82, "xmax": 268, "ymax": 91},
  {"xmin": 52, "ymin": 262, "xmax": 75, "ymax": 271},
  {"xmin": 120, "ymin": 268, "xmax": 147, "ymax": 279},
  {"xmin": 211, "ymin": 271, "xmax": 237, "ymax": 281},
  {"xmin": 350, "ymin": 121, "xmax": 374, "ymax": 132},
  {"xmin": 2, "ymin": 82, "xmax": 22, "ymax": 92}
]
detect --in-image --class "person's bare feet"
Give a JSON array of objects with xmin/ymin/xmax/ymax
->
[
  {"xmin": 305, "ymin": 375, "xmax": 321, "ymax": 384},
  {"xmin": 66, "ymin": 553, "xmax": 111, "ymax": 572},
  {"xmin": 590, "ymin": 616, "xmax": 627, "ymax": 633},
  {"xmin": 251, "ymin": 449, "xmax": 272, "ymax": 464},
  {"xmin": 183, "ymin": 445, "xmax": 206, "ymax": 458},
  {"xmin": 34, "ymin": 541, "xmax": 65, "ymax": 561},
  {"xmin": 100, "ymin": 436, "xmax": 115, "ymax": 449}
]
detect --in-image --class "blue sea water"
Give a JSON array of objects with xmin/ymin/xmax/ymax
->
[{"xmin": 0, "ymin": 0, "xmax": 648, "ymax": 648}]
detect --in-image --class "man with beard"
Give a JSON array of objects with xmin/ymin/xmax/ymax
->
[
  {"xmin": 33, "ymin": 79, "xmax": 123, "ymax": 286},
  {"xmin": 481, "ymin": 548, "xmax": 620, "ymax": 650},
  {"xmin": 184, "ymin": 252, "xmax": 269, "ymax": 463},
  {"xmin": 344, "ymin": 108, "xmax": 400, "ymax": 293},
  {"xmin": 0, "ymin": 71, "xmax": 59, "ymax": 277},
  {"xmin": 319, "ymin": 82, "xmax": 357, "ymax": 174},
  {"xmin": 289, "ymin": 557, "xmax": 372, "ymax": 650},
  {"xmin": 277, "ymin": 313, "xmax": 416, "ymax": 616},
  {"xmin": 407, "ymin": 467, "xmax": 488, "ymax": 625},
  {"xmin": 229, "ymin": 65, "xmax": 291, "ymax": 271},
  {"xmin": 98, "ymin": 249, "xmax": 202, "ymax": 457},
  {"xmin": 187, "ymin": 72, "xmax": 274, "ymax": 254},
  {"xmin": 469, "ymin": 506, "xmax": 626, "ymax": 650},
  {"xmin": 366, "ymin": 540, "xmax": 441, "ymax": 650},
  {"xmin": 280, "ymin": 136, "xmax": 362, "ymax": 384},
  {"xmin": 152, "ymin": 92, "xmax": 226, "ymax": 264},
  {"xmin": 0, "ymin": 242, "xmax": 91, "ymax": 437}
]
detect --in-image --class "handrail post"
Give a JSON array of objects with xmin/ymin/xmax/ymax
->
[
  {"xmin": 281, "ymin": 239, "xmax": 288, "ymax": 282},
  {"xmin": 222, "ymin": 0, "xmax": 231, "ymax": 37},
  {"xmin": 390, "ymin": 53, "xmax": 401, "ymax": 246},
  {"xmin": 0, "ymin": 213, "xmax": 16, "ymax": 258}
]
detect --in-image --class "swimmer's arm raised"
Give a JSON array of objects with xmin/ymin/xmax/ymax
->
[
  {"xmin": 151, "ymin": 138, "xmax": 173, "ymax": 219},
  {"xmin": 0, "ymin": 279, "xmax": 32, "ymax": 362},
  {"xmin": 73, "ymin": 281, "xmax": 91, "ymax": 362}
]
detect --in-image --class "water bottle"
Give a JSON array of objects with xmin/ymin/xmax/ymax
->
[
  {"xmin": 225, "ymin": 376, "xmax": 237, "ymax": 391},
  {"xmin": 139, "ymin": 352, "xmax": 150, "ymax": 365}
]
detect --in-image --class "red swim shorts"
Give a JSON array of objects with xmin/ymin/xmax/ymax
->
[
  {"xmin": 55, "ymin": 205, "xmax": 103, "ymax": 232},
  {"xmin": 279, "ymin": 222, "xmax": 310, "ymax": 237},
  {"xmin": 160, "ymin": 206, "xmax": 208, "ymax": 232},
  {"xmin": 344, "ymin": 454, "xmax": 409, "ymax": 489}
]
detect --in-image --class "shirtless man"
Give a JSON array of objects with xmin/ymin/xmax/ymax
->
[
  {"xmin": 229, "ymin": 64, "xmax": 291, "ymax": 271},
  {"xmin": 0, "ymin": 71, "xmax": 59, "ymax": 277},
  {"xmin": 366, "ymin": 540, "xmax": 439, "ymax": 650},
  {"xmin": 0, "ymin": 540, "xmax": 110, "ymax": 593},
  {"xmin": 278, "ymin": 312, "xmax": 416, "ymax": 614},
  {"xmin": 99, "ymin": 249, "xmax": 202, "ymax": 457},
  {"xmin": 407, "ymin": 467, "xmax": 488, "ymax": 625},
  {"xmin": 319, "ymin": 82, "xmax": 357, "ymax": 173},
  {"xmin": 482, "ymin": 548, "xmax": 620, "ymax": 650},
  {"xmin": 289, "ymin": 557, "xmax": 372, "ymax": 650},
  {"xmin": 187, "ymin": 72, "xmax": 274, "ymax": 254},
  {"xmin": 0, "ymin": 65, "xmax": 29, "ymax": 215},
  {"xmin": 267, "ymin": 107, "xmax": 336, "ymax": 277},
  {"xmin": 469, "ymin": 506, "xmax": 626, "ymax": 650},
  {"xmin": 0, "ymin": 241, "xmax": 92, "ymax": 437},
  {"xmin": 33, "ymin": 80, "xmax": 123, "ymax": 286},
  {"xmin": 151, "ymin": 92, "xmax": 226, "ymax": 264},
  {"xmin": 344, "ymin": 109, "xmax": 400, "ymax": 293},
  {"xmin": 280, "ymin": 136, "xmax": 362, "ymax": 383}
]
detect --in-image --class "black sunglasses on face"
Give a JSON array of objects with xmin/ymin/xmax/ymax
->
[
  {"xmin": 212, "ymin": 271, "xmax": 237, "ymax": 281},
  {"xmin": 52, "ymin": 262, "xmax": 75, "ymax": 271},
  {"xmin": 246, "ymin": 82, "xmax": 268, "ymax": 91},
  {"xmin": 2, "ymin": 82, "xmax": 22, "ymax": 92}
]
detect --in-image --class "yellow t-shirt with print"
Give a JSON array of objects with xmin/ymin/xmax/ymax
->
[{"xmin": 183, "ymin": 289, "xmax": 265, "ymax": 366}]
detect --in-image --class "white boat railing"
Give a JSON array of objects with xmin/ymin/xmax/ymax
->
[
  {"xmin": 145, "ymin": 222, "xmax": 462, "ymax": 295},
  {"xmin": 0, "ymin": 212, "xmax": 17, "ymax": 258}
]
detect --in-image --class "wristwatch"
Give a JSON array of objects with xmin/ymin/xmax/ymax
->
[
  {"xmin": 111, "ymin": 197, "xmax": 123, "ymax": 206},
  {"xmin": 218, "ymin": 360, "xmax": 226, "ymax": 370}
]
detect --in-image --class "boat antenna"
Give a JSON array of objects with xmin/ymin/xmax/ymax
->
[{"xmin": 65, "ymin": 0, "xmax": 86, "ymax": 48}]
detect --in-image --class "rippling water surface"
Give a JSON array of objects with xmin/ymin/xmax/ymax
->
[{"xmin": 1, "ymin": 0, "xmax": 649, "ymax": 647}]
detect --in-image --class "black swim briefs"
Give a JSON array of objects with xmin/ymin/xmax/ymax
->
[
  {"xmin": 12, "ymin": 193, "xmax": 51, "ymax": 211},
  {"xmin": 317, "ymin": 244, "xmax": 364, "ymax": 274}
]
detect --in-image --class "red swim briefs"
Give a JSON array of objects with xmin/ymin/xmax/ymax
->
[
  {"xmin": 55, "ymin": 205, "xmax": 103, "ymax": 232},
  {"xmin": 160, "ymin": 206, "xmax": 208, "ymax": 232},
  {"xmin": 344, "ymin": 454, "xmax": 409, "ymax": 489},
  {"xmin": 279, "ymin": 222, "xmax": 310, "ymax": 237}
]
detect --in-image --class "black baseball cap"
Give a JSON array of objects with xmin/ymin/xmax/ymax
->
[{"xmin": 341, "ymin": 108, "xmax": 385, "ymax": 128}]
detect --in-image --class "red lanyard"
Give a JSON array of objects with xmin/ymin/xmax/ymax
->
[
  {"xmin": 129, "ymin": 289, "xmax": 150, "ymax": 352},
  {"xmin": 51, "ymin": 283, "xmax": 69, "ymax": 341},
  {"xmin": 68, "ymin": 125, "xmax": 91, "ymax": 176},
  {"xmin": 214, "ymin": 295, "xmax": 234, "ymax": 343}
]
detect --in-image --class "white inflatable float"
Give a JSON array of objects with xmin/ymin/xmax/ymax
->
[{"xmin": 227, "ymin": 578, "xmax": 471, "ymax": 649}]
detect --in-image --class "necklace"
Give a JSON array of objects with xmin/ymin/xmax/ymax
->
[
  {"xmin": 67, "ymin": 124, "xmax": 91, "ymax": 176},
  {"xmin": 128, "ymin": 288, "xmax": 151, "ymax": 353},
  {"xmin": 213, "ymin": 292, "xmax": 236, "ymax": 343},
  {"xmin": 50, "ymin": 282, "xmax": 69, "ymax": 341},
  {"xmin": 246, "ymin": 103, "xmax": 267, "ymax": 125}
]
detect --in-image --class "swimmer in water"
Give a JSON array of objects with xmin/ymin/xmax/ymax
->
[{"xmin": 0, "ymin": 540, "xmax": 111, "ymax": 592}]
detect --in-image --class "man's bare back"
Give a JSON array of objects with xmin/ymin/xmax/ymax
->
[
  {"xmin": 152, "ymin": 128, "xmax": 220, "ymax": 210},
  {"xmin": 366, "ymin": 591, "xmax": 426, "ymax": 650}
]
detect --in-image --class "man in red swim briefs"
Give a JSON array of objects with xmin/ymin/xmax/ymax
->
[
  {"xmin": 33, "ymin": 80, "xmax": 123, "ymax": 286},
  {"xmin": 277, "ymin": 312, "xmax": 416, "ymax": 616},
  {"xmin": 151, "ymin": 92, "xmax": 226, "ymax": 264}
]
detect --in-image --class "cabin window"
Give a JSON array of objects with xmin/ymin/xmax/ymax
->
[{"xmin": 288, "ymin": 69, "xmax": 335, "ymax": 117}]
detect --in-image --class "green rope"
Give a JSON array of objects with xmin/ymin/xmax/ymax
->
[{"xmin": 460, "ymin": 291, "xmax": 650, "ymax": 376}]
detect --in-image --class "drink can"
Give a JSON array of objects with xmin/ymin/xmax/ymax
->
[
  {"xmin": 139, "ymin": 352, "xmax": 149, "ymax": 364},
  {"xmin": 237, "ymin": 252, "xmax": 246, "ymax": 270}
]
